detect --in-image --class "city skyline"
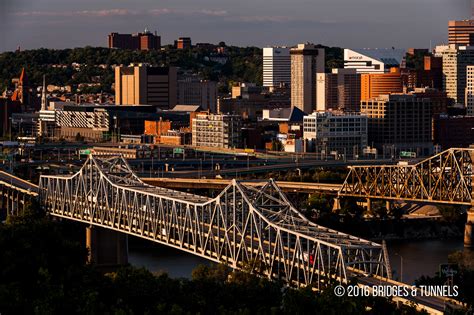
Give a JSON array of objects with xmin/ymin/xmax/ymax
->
[{"xmin": 0, "ymin": 0, "xmax": 471, "ymax": 52}]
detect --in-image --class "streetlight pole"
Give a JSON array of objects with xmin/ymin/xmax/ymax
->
[
  {"xmin": 113, "ymin": 116, "xmax": 117, "ymax": 144},
  {"xmin": 395, "ymin": 253, "xmax": 404, "ymax": 282}
]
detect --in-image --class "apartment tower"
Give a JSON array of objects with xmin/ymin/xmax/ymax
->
[
  {"xmin": 437, "ymin": 45, "xmax": 474, "ymax": 104},
  {"xmin": 290, "ymin": 44, "xmax": 325, "ymax": 114}
]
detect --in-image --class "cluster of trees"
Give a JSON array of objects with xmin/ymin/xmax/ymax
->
[
  {"xmin": 0, "ymin": 44, "xmax": 343, "ymax": 94},
  {"xmin": 261, "ymin": 168, "xmax": 348, "ymax": 184},
  {"xmin": 0, "ymin": 202, "xmax": 428, "ymax": 314}
]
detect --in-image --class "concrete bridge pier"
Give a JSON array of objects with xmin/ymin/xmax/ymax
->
[
  {"xmin": 332, "ymin": 197, "xmax": 341, "ymax": 212},
  {"xmin": 464, "ymin": 209, "xmax": 474, "ymax": 248},
  {"xmin": 86, "ymin": 225, "xmax": 128, "ymax": 268},
  {"xmin": 366, "ymin": 198, "xmax": 372, "ymax": 213}
]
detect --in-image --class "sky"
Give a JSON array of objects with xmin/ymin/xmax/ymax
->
[{"xmin": 0, "ymin": 0, "xmax": 471, "ymax": 52}]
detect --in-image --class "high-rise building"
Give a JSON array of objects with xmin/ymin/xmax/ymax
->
[
  {"xmin": 303, "ymin": 111, "xmax": 367, "ymax": 157},
  {"xmin": 320, "ymin": 69, "xmax": 361, "ymax": 111},
  {"xmin": 192, "ymin": 113, "xmax": 242, "ymax": 148},
  {"xmin": 344, "ymin": 48, "xmax": 405, "ymax": 74},
  {"xmin": 437, "ymin": 45, "xmax": 474, "ymax": 104},
  {"xmin": 176, "ymin": 37, "xmax": 192, "ymax": 49},
  {"xmin": 177, "ymin": 79, "xmax": 217, "ymax": 112},
  {"xmin": 108, "ymin": 29, "xmax": 161, "ymax": 51},
  {"xmin": 361, "ymin": 67, "xmax": 403, "ymax": 101},
  {"xmin": 361, "ymin": 94, "xmax": 434, "ymax": 156},
  {"xmin": 448, "ymin": 20, "xmax": 474, "ymax": 46},
  {"xmin": 115, "ymin": 64, "xmax": 177, "ymax": 109},
  {"xmin": 467, "ymin": 65, "xmax": 474, "ymax": 116},
  {"xmin": 290, "ymin": 44, "xmax": 325, "ymax": 114},
  {"xmin": 263, "ymin": 47, "xmax": 291, "ymax": 88}
]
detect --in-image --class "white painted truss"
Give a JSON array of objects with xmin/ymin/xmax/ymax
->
[{"xmin": 39, "ymin": 155, "xmax": 390, "ymax": 288}]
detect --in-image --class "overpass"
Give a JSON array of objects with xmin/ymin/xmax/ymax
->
[
  {"xmin": 142, "ymin": 178, "xmax": 342, "ymax": 194},
  {"xmin": 0, "ymin": 170, "xmax": 38, "ymax": 219}
]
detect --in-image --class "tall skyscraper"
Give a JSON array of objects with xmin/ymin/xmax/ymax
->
[
  {"xmin": 437, "ymin": 45, "xmax": 474, "ymax": 104},
  {"xmin": 290, "ymin": 44, "xmax": 325, "ymax": 114},
  {"xmin": 448, "ymin": 20, "xmax": 474, "ymax": 46},
  {"xmin": 319, "ymin": 68, "xmax": 361, "ymax": 111},
  {"xmin": 115, "ymin": 64, "xmax": 177, "ymax": 109},
  {"xmin": 467, "ymin": 65, "xmax": 474, "ymax": 116},
  {"xmin": 263, "ymin": 47, "xmax": 291, "ymax": 88},
  {"xmin": 108, "ymin": 29, "xmax": 161, "ymax": 51}
]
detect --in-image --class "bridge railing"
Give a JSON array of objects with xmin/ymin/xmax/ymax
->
[{"xmin": 39, "ymin": 155, "xmax": 391, "ymax": 289}]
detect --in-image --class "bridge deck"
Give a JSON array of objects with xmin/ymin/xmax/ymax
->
[
  {"xmin": 0, "ymin": 171, "xmax": 39, "ymax": 196},
  {"xmin": 143, "ymin": 178, "xmax": 342, "ymax": 194}
]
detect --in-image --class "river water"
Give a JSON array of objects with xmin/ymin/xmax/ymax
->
[{"xmin": 129, "ymin": 237, "xmax": 466, "ymax": 283}]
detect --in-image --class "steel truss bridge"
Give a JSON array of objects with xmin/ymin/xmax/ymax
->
[
  {"xmin": 39, "ymin": 155, "xmax": 390, "ymax": 289},
  {"xmin": 339, "ymin": 148, "xmax": 474, "ymax": 206}
]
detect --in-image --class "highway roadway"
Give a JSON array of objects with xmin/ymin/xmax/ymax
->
[
  {"xmin": 137, "ymin": 158, "xmax": 395, "ymax": 178},
  {"xmin": 142, "ymin": 178, "xmax": 342, "ymax": 194},
  {"xmin": 0, "ymin": 171, "xmax": 39, "ymax": 195}
]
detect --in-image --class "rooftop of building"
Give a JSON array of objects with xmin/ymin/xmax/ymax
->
[
  {"xmin": 171, "ymin": 104, "xmax": 202, "ymax": 112},
  {"xmin": 345, "ymin": 48, "xmax": 405, "ymax": 66},
  {"xmin": 305, "ymin": 110, "xmax": 366, "ymax": 118},
  {"xmin": 262, "ymin": 106, "xmax": 306, "ymax": 122}
]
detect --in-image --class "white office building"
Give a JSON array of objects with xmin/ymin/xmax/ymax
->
[
  {"xmin": 436, "ymin": 44, "xmax": 474, "ymax": 104},
  {"xmin": 303, "ymin": 111, "xmax": 368, "ymax": 157},
  {"xmin": 344, "ymin": 48, "xmax": 405, "ymax": 74},
  {"xmin": 263, "ymin": 47, "xmax": 291, "ymax": 88}
]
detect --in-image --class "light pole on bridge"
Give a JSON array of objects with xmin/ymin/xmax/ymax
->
[{"xmin": 394, "ymin": 252, "xmax": 404, "ymax": 283}]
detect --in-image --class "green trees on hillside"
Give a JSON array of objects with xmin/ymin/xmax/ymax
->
[{"xmin": 0, "ymin": 45, "xmax": 343, "ymax": 93}]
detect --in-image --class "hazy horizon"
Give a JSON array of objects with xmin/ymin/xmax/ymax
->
[{"xmin": 0, "ymin": 0, "xmax": 471, "ymax": 52}]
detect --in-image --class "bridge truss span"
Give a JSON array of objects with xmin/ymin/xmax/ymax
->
[
  {"xmin": 39, "ymin": 155, "xmax": 390, "ymax": 288},
  {"xmin": 339, "ymin": 148, "xmax": 474, "ymax": 205}
]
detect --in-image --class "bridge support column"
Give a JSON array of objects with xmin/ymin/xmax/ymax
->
[
  {"xmin": 6, "ymin": 188, "xmax": 11, "ymax": 219},
  {"xmin": 86, "ymin": 225, "xmax": 128, "ymax": 268},
  {"xmin": 366, "ymin": 198, "xmax": 372, "ymax": 213},
  {"xmin": 386, "ymin": 200, "xmax": 392, "ymax": 213},
  {"xmin": 0, "ymin": 186, "xmax": 5, "ymax": 222},
  {"xmin": 332, "ymin": 197, "xmax": 341, "ymax": 212}
]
